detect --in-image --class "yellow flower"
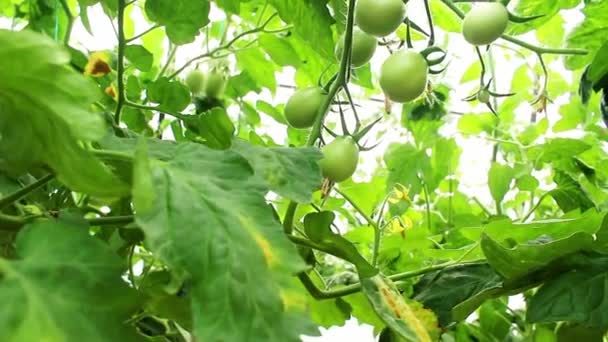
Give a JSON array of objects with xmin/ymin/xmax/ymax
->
[
  {"xmin": 84, "ymin": 51, "xmax": 112, "ymax": 77},
  {"xmin": 388, "ymin": 184, "xmax": 411, "ymax": 204},
  {"xmin": 104, "ymin": 84, "xmax": 117, "ymax": 100},
  {"xmin": 387, "ymin": 215, "xmax": 414, "ymax": 237}
]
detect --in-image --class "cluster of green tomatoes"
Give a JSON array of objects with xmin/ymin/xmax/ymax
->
[
  {"xmin": 185, "ymin": 0, "xmax": 510, "ymax": 184},
  {"xmin": 285, "ymin": 0, "xmax": 509, "ymax": 184}
]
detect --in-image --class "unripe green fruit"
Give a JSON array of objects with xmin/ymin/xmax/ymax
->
[
  {"xmin": 205, "ymin": 72, "xmax": 226, "ymax": 98},
  {"xmin": 319, "ymin": 136, "xmax": 360, "ymax": 183},
  {"xmin": 335, "ymin": 27, "xmax": 378, "ymax": 68},
  {"xmin": 462, "ymin": 2, "xmax": 509, "ymax": 46},
  {"xmin": 284, "ymin": 87, "xmax": 325, "ymax": 129},
  {"xmin": 185, "ymin": 69, "xmax": 206, "ymax": 95},
  {"xmin": 477, "ymin": 89, "xmax": 491, "ymax": 103},
  {"xmin": 355, "ymin": 0, "xmax": 406, "ymax": 37},
  {"xmin": 379, "ymin": 50, "xmax": 428, "ymax": 103}
]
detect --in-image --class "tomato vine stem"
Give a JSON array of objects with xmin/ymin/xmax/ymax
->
[
  {"xmin": 167, "ymin": 13, "xmax": 283, "ymax": 80},
  {"xmin": 58, "ymin": 0, "xmax": 74, "ymax": 45},
  {"xmin": 302, "ymin": 260, "xmax": 487, "ymax": 300},
  {"xmin": 439, "ymin": 0, "xmax": 587, "ymax": 56},
  {"xmin": 0, "ymin": 174, "xmax": 54, "ymax": 211},
  {"xmin": 114, "ymin": 0, "xmax": 127, "ymax": 125}
]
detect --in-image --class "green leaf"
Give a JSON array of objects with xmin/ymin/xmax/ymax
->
[
  {"xmin": 430, "ymin": 0, "xmax": 461, "ymax": 33},
  {"xmin": 147, "ymin": 77, "xmax": 190, "ymax": 112},
  {"xmin": 458, "ymin": 113, "xmax": 497, "ymax": 135},
  {"xmin": 556, "ymin": 323, "xmax": 606, "ymax": 342},
  {"xmin": 516, "ymin": 174, "xmax": 539, "ymax": 191},
  {"xmin": 527, "ymin": 254, "xmax": 608, "ymax": 327},
  {"xmin": 413, "ymin": 263, "xmax": 503, "ymax": 326},
  {"xmin": 145, "ymin": 0, "xmax": 209, "ymax": 44},
  {"xmin": 0, "ymin": 29, "xmax": 127, "ymax": 197},
  {"xmin": 527, "ymin": 138, "xmax": 592, "ymax": 164},
  {"xmin": 480, "ymin": 232, "xmax": 595, "ymax": 280},
  {"xmin": 488, "ymin": 163, "xmax": 514, "ymax": 204},
  {"xmin": 0, "ymin": 220, "xmax": 142, "ymax": 341},
  {"xmin": 259, "ymin": 33, "xmax": 302, "ymax": 67},
  {"xmin": 231, "ymin": 139, "xmax": 322, "ymax": 203},
  {"xmin": 185, "ymin": 107, "xmax": 235, "ymax": 149},
  {"xmin": 361, "ymin": 274, "xmax": 439, "ymax": 342},
  {"xmin": 132, "ymin": 140, "xmax": 317, "ymax": 342},
  {"xmin": 565, "ymin": 0, "xmax": 608, "ymax": 69},
  {"xmin": 124, "ymin": 44, "xmax": 153, "ymax": 71},
  {"xmin": 235, "ymin": 48, "xmax": 277, "ymax": 93},
  {"xmin": 588, "ymin": 41, "xmax": 608, "ymax": 86},
  {"xmin": 460, "ymin": 210, "xmax": 603, "ymax": 243},
  {"xmin": 505, "ymin": 0, "xmax": 562, "ymax": 36},
  {"xmin": 268, "ymin": 0, "xmax": 335, "ymax": 60}
]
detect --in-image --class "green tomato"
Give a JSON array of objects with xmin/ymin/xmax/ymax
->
[
  {"xmin": 477, "ymin": 89, "xmax": 490, "ymax": 103},
  {"xmin": 284, "ymin": 87, "xmax": 325, "ymax": 129},
  {"xmin": 335, "ymin": 27, "xmax": 378, "ymax": 68},
  {"xmin": 355, "ymin": 0, "xmax": 406, "ymax": 37},
  {"xmin": 205, "ymin": 72, "xmax": 226, "ymax": 98},
  {"xmin": 462, "ymin": 2, "xmax": 509, "ymax": 46},
  {"xmin": 319, "ymin": 136, "xmax": 359, "ymax": 183},
  {"xmin": 379, "ymin": 50, "xmax": 428, "ymax": 103},
  {"xmin": 185, "ymin": 69, "xmax": 206, "ymax": 95}
]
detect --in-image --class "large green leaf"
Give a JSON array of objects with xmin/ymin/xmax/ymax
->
[
  {"xmin": 132, "ymin": 140, "xmax": 317, "ymax": 341},
  {"xmin": 0, "ymin": 29, "xmax": 127, "ymax": 197},
  {"xmin": 481, "ymin": 232, "xmax": 595, "ymax": 280},
  {"xmin": 565, "ymin": 0, "xmax": 608, "ymax": 69},
  {"xmin": 268, "ymin": 0, "xmax": 335, "ymax": 59},
  {"xmin": 459, "ymin": 210, "xmax": 603, "ymax": 243},
  {"xmin": 506, "ymin": 0, "xmax": 575, "ymax": 36},
  {"xmin": 231, "ymin": 139, "xmax": 322, "ymax": 203},
  {"xmin": 413, "ymin": 263, "xmax": 502, "ymax": 326},
  {"xmin": 527, "ymin": 254, "xmax": 608, "ymax": 327},
  {"xmin": 361, "ymin": 274, "xmax": 439, "ymax": 342},
  {"xmin": 145, "ymin": 0, "xmax": 210, "ymax": 44},
  {"xmin": 0, "ymin": 220, "xmax": 142, "ymax": 341}
]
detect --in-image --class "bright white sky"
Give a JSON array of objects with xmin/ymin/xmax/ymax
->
[{"xmin": 1, "ymin": 0, "xmax": 585, "ymax": 340}]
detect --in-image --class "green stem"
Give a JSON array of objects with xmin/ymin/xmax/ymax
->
[
  {"xmin": 439, "ymin": 0, "xmax": 586, "ymax": 56},
  {"xmin": 126, "ymin": 24, "xmax": 161, "ymax": 43},
  {"xmin": 124, "ymin": 101, "xmax": 189, "ymax": 120},
  {"xmin": 0, "ymin": 213, "xmax": 37, "ymax": 231},
  {"xmin": 373, "ymin": 197, "xmax": 389, "ymax": 267},
  {"xmin": 473, "ymin": 197, "xmax": 493, "ymax": 217},
  {"xmin": 114, "ymin": 0, "xmax": 127, "ymax": 124},
  {"xmin": 422, "ymin": 181, "xmax": 433, "ymax": 231},
  {"xmin": 333, "ymin": 188, "xmax": 377, "ymax": 229},
  {"xmin": 168, "ymin": 13, "xmax": 279, "ymax": 79},
  {"xmin": 303, "ymin": 260, "xmax": 487, "ymax": 300},
  {"xmin": 58, "ymin": 0, "xmax": 74, "ymax": 45},
  {"xmin": 87, "ymin": 215, "xmax": 135, "ymax": 226},
  {"xmin": 0, "ymin": 214, "xmax": 135, "ymax": 232},
  {"xmin": 0, "ymin": 174, "xmax": 54, "ymax": 210},
  {"xmin": 91, "ymin": 149, "xmax": 134, "ymax": 162},
  {"xmin": 282, "ymin": 0, "xmax": 356, "ymax": 233},
  {"xmin": 521, "ymin": 193, "xmax": 549, "ymax": 222}
]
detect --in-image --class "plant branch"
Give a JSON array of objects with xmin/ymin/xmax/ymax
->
[
  {"xmin": 521, "ymin": 193, "xmax": 549, "ymax": 222},
  {"xmin": 114, "ymin": 0, "xmax": 127, "ymax": 124},
  {"xmin": 87, "ymin": 215, "xmax": 135, "ymax": 226},
  {"xmin": 124, "ymin": 101, "xmax": 189, "ymax": 120},
  {"xmin": 126, "ymin": 24, "xmax": 161, "ymax": 43},
  {"xmin": 302, "ymin": 260, "xmax": 487, "ymax": 300},
  {"xmin": 333, "ymin": 187, "xmax": 377, "ymax": 229},
  {"xmin": 439, "ymin": 0, "xmax": 587, "ymax": 56},
  {"xmin": 58, "ymin": 0, "xmax": 74, "ymax": 45},
  {"xmin": 168, "ymin": 13, "xmax": 280, "ymax": 79},
  {"xmin": 0, "ymin": 174, "xmax": 54, "ymax": 210},
  {"xmin": 283, "ymin": 0, "xmax": 356, "ymax": 234}
]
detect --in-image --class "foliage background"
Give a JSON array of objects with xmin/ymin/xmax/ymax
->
[{"xmin": 0, "ymin": 0, "xmax": 607, "ymax": 341}]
